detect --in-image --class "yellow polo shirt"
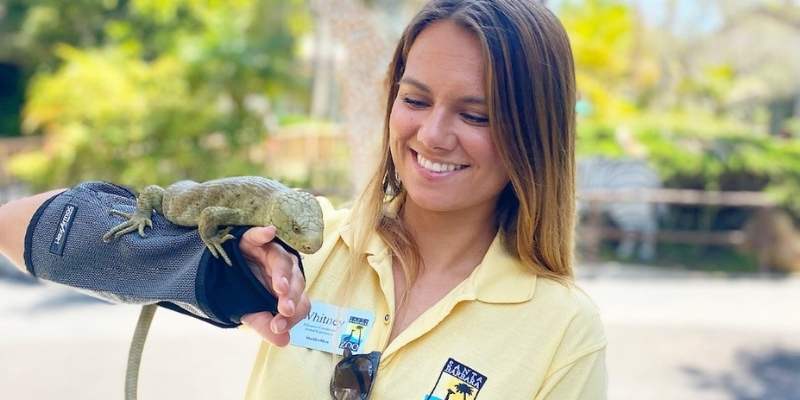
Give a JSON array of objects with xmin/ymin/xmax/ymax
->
[{"xmin": 245, "ymin": 198, "xmax": 607, "ymax": 399}]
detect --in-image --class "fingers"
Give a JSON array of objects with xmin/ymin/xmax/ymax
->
[
  {"xmin": 240, "ymin": 226, "xmax": 281, "ymax": 297},
  {"xmin": 242, "ymin": 311, "xmax": 290, "ymax": 347},
  {"xmin": 285, "ymin": 294, "xmax": 311, "ymax": 328},
  {"xmin": 245, "ymin": 293, "xmax": 310, "ymax": 347},
  {"xmin": 241, "ymin": 226, "xmax": 277, "ymax": 248},
  {"xmin": 239, "ymin": 225, "xmax": 310, "ymax": 344},
  {"xmin": 278, "ymin": 260, "xmax": 306, "ymax": 316},
  {"xmin": 266, "ymin": 245, "xmax": 303, "ymax": 318}
]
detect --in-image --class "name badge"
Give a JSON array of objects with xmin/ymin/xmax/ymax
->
[{"xmin": 289, "ymin": 300, "xmax": 374, "ymax": 355}]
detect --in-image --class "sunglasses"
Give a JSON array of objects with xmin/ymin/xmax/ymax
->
[{"xmin": 329, "ymin": 349, "xmax": 382, "ymax": 400}]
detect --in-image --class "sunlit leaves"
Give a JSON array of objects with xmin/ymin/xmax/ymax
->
[{"xmin": 7, "ymin": 0, "xmax": 312, "ymax": 190}]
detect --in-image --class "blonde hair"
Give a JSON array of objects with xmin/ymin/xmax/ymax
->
[{"xmin": 344, "ymin": 0, "xmax": 577, "ymax": 310}]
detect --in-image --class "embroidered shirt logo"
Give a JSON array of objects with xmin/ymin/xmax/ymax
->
[
  {"xmin": 424, "ymin": 358, "xmax": 487, "ymax": 400},
  {"xmin": 50, "ymin": 204, "xmax": 77, "ymax": 256},
  {"xmin": 338, "ymin": 315, "xmax": 370, "ymax": 353}
]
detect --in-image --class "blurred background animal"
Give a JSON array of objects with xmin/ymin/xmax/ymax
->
[{"xmin": 577, "ymin": 156, "xmax": 666, "ymax": 261}]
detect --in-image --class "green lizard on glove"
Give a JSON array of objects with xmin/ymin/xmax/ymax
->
[
  {"xmin": 102, "ymin": 176, "xmax": 325, "ymax": 400},
  {"xmin": 102, "ymin": 176, "xmax": 324, "ymax": 264}
]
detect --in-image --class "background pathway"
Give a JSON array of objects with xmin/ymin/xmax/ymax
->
[{"xmin": 1, "ymin": 259, "xmax": 798, "ymax": 399}]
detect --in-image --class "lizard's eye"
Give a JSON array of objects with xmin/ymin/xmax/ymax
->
[{"xmin": 293, "ymin": 224, "xmax": 302, "ymax": 234}]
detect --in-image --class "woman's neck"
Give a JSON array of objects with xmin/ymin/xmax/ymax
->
[{"xmin": 400, "ymin": 197, "xmax": 498, "ymax": 276}]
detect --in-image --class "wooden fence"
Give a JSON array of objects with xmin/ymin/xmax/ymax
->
[{"xmin": 578, "ymin": 188, "xmax": 776, "ymax": 261}]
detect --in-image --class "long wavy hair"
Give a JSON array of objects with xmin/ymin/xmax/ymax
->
[{"xmin": 346, "ymin": 0, "xmax": 577, "ymax": 307}]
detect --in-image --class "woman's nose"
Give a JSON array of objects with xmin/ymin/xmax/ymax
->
[{"xmin": 417, "ymin": 108, "xmax": 457, "ymax": 152}]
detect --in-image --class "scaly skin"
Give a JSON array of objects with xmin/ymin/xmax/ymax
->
[{"xmin": 101, "ymin": 176, "xmax": 324, "ymax": 400}]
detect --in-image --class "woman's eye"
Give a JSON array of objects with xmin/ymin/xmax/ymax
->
[
  {"xmin": 402, "ymin": 97, "xmax": 427, "ymax": 108},
  {"xmin": 462, "ymin": 113, "xmax": 489, "ymax": 125}
]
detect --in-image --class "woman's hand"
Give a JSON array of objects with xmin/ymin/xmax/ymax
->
[{"xmin": 239, "ymin": 226, "xmax": 311, "ymax": 346}]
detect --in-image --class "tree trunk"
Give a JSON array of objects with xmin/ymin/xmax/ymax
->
[{"xmin": 311, "ymin": 0, "xmax": 395, "ymax": 196}]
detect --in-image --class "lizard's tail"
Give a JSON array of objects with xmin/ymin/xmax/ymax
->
[{"xmin": 125, "ymin": 304, "xmax": 157, "ymax": 400}]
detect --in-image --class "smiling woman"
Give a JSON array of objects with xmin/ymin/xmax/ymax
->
[
  {"xmin": 391, "ymin": 21, "xmax": 507, "ymax": 220},
  {"xmin": 0, "ymin": 1, "xmax": 605, "ymax": 399}
]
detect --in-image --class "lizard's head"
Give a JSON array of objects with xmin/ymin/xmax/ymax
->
[{"xmin": 269, "ymin": 190, "xmax": 324, "ymax": 254}]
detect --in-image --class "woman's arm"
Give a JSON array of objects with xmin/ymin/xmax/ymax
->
[
  {"xmin": 533, "ymin": 348, "xmax": 607, "ymax": 400},
  {"xmin": 0, "ymin": 183, "xmax": 308, "ymax": 341},
  {"xmin": 1, "ymin": 182, "xmax": 271, "ymax": 327},
  {"xmin": 0, "ymin": 189, "xmax": 66, "ymax": 271}
]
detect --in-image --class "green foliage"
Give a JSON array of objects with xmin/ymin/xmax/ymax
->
[
  {"xmin": 0, "ymin": 0, "xmax": 125, "ymax": 68},
  {"xmin": 576, "ymin": 122, "xmax": 625, "ymax": 157},
  {"xmin": 560, "ymin": 0, "xmax": 641, "ymax": 120},
  {"xmin": 577, "ymin": 112, "xmax": 800, "ymax": 213},
  {"xmin": 11, "ymin": 46, "xmax": 246, "ymax": 187},
  {"xmin": 5, "ymin": 0, "xmax": 311, "ymax": 189},
  {"xmin": 562, "ymin": 0, "xmax": 800, "ymax": 217}
]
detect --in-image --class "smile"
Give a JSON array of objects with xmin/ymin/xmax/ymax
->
[{"xmin": 415, "ymin": 151, "xmax": 469, "ymax": 173}]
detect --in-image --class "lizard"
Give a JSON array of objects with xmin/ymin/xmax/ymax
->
[{"xmin": 101, "ymin": 176, "xmax": 325, "ymax": 400}]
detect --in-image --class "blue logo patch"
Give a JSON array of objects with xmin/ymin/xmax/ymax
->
[
  {"xmin": 425, "ymin": 358, "xmax": 487, "ymax": 400},
  {"xmin": 338, "ymin": 315, "xmax": 370, "ymax": 353},
  {"xmin": 50, "ymin": 204, "xmax": 77, "ymax": 256}
]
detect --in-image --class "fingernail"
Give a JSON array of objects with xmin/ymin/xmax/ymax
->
[
  {"xmin": 281, "ymin": 277, "xmax": 290, "ymax": 292},
  {"xmin": 272, "ymin": 317, "xmax": 287, "ymax": 333},
  {"xmin": 286, "ymin": 299, "xmax": 295, "ymax": 315}
]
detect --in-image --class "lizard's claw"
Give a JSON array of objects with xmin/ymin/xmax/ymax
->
[
  {"xmin": 202, "ymin": 227, "xmax": 236, "ymax": 266},
  {"xmin": 103, "ymin": 210, "xmax": 154, "ymax": 242},
  {"xmin": 109, "ymin": 209, "xmax": 133, "ymax": 219},
  {"xmin": 139, "ymin": 218, "xmax": 153, "ymax": 237}
]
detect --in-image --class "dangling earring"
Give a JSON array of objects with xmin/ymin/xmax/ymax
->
[{"xmin": 384, "ymin": 169, "xmax": 402, "ymax": 197}]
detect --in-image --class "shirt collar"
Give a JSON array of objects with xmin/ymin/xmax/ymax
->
[
  {"xmin": 339, "ymin": 217, "xmax": 386, "ymax": 257},
  {"xmin": 468, "ymin": 233, "xmax": 537, "ymax": 304}
]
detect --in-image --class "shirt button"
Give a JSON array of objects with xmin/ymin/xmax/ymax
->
[{"xmin": 384, "ymin": 314, "xmax": 390, "ymax": 325}]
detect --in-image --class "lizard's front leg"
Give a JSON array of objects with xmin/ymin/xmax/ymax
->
[
  {"xmin": 103, "ymin": 185, "xmax": 165, "ymax": 242},
  {"xmin": 198, "ymin": 206, "xmax": 244, "ymax": 266}
]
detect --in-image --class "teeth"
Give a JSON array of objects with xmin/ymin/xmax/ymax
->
[{"xmin": 416, "ymin": 152, "xmax": 466, "ymax": 173}]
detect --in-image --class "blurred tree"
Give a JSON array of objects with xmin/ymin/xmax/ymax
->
[
  {"xmin": 0, "ymin": 0, "xmax": 124, "ymax": 69},
  {"xmin": 308, "ymin": 0, "xmax": 402, "ymax": 195},
  {"xmin": 559, "ymin": 0, "xmax": 638, "ymax": 120},
  {"xmin": 558, "ymin": 0, "xmax": 800, "ymax": 215},
  {"xmin": 0, "ymin": 63, "xmax": 23, "ymax": 136},
  {"xmin": 4, "ymin": 0, "xmax": 312, "ymax": 189}
]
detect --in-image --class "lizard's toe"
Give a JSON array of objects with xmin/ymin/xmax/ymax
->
[
  {"xmin": 114, "ymin": 224, "xmax": 139, "ymax": 239},
  {"xmin": 137, "ymin": 223, "xmax": 148, "ymax": 237},
  {"xmin": 206, "ymin": 242, "xmax": 220, "ymax": 258},
  {"xmin": 109, "ymin": 209, "xmax": 132, "ymax": 219},
  {"xmin": 219, "ymin": 248, "xmax": 233, "ymax": 266}
]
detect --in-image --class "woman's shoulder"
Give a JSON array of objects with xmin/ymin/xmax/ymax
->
[
  {"xmin": 532, "ymin": 277, "xmax": 606, "ymax": 350},
  {"xmin": 534, "ymin": 276, "xmax": 602, "ymax": 318},
  {"xmin": 315, "ymin": 196, "xmax": 352, "ymax": 237}
]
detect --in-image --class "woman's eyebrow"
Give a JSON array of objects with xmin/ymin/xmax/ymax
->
[
  {"xmin": 399, "ymin": 77, "xmax": 431, "ymax": 93},
  {"xmin": 399, "ymin": 77, "xmax": 486, "ymax": 105}
]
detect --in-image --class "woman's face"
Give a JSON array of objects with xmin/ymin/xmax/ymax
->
[{"xmin": 389, "ymin": 20, "xmax": 509, "ymax": 215}]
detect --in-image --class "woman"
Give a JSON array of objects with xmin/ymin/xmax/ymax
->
[{"xmin": 0, "ymin": 0, "xmax": 606, "ymax": 398}]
